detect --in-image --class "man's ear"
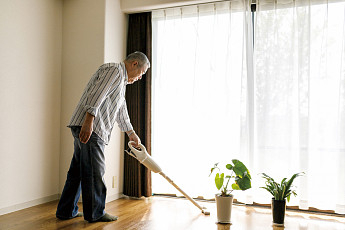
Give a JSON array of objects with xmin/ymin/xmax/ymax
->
[{"xmin": 132, "ymin": 61, "xmax": 139, "ymax": 68}]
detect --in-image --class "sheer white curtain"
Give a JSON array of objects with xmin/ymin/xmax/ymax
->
[
  {"xmin": 151, "ymin": 0, "xmax": 345, "ymax": 214},
  {"xmin": 253, "ymin": 0, "xmax": 345, "ymax": 213},
  {"xmin": 151, "ymin": 0, "xmax": 253, "ymax": 201}
]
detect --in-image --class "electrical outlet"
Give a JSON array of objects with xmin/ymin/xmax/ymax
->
[{"xmin": 112, "ymin": 176, "xmax": 118, "ymax": 188}]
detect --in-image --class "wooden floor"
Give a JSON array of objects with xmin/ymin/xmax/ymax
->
[{"xmin": 0, "ymin": 196, "xmax": 344, "ymax": 230}]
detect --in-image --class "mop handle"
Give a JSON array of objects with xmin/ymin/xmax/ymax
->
[{"xmin": 159, "ymin": 172, "xmax": 203, "ymax": 211}]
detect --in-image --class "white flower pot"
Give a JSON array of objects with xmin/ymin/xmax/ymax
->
[{"xmin": 215, "ymin": 194, "xmax": 233, "ymax": 224}]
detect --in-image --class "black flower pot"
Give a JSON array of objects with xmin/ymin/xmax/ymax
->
[{"xmin": 271, "ymin": 198, "xmax": 286, "ymax": 226}]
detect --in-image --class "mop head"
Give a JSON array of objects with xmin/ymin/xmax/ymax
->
[{"xmin": 202, "ymin": 208, "xmax": 210, "ymax": 215}]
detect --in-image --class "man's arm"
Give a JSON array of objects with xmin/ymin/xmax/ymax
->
[
  {"xmin": 115, "ymin": 102, "xmax": 141, "ymax": 147},
  {"xmin": 79, "ymin": 112, "xmax": 94, "ymax": 144}
]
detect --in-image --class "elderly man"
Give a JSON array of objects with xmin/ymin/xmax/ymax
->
[{"xmin": 56, "ymin": 51, "xmax": 150, "ymax": 222}]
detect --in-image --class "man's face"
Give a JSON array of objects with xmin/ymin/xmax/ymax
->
[{"xmin": 127, "ymin": 62, "xmax": 148, "ymax": 84}]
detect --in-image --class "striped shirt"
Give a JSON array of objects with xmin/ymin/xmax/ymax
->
[{"xmin": 68, "ymin": 62, "xmax": 133, "ymax": 144}]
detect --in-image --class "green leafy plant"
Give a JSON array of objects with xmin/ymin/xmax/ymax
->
[
  {"xmin": 210, "ymin": 160, "xmax": 252, "ymax": 196},
  {"xmin": 260, "ymin": 172, "xmax": 304, "ymax": 202}
]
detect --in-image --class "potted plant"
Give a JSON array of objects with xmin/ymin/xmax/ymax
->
[
  {"xmin": 210, "ymin": 160, "xmax": 252, "ymax": 224},
  {"xmin": 260, "ymin": 172, "xmax": 304, "ymax": 226}
]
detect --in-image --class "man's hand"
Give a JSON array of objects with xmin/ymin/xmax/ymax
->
[
  {"xmin": 127, "ymin": 130, "xmax": 141, "ymax": 148},
  {"xmin": 80, "ymin": 112, "xmax": 94, "ymax": 144}
]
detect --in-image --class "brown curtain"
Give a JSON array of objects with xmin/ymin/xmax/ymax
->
[{"xmin": 123, "ymin": 12, "xmax": 152, "ymax": 198}]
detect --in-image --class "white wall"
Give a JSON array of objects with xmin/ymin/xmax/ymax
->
[
  {"xmin": 0, "ymin": 0, "xmax": 62, "ymax": 215},
  {"xmin": 104, "ymin": 0, "xmax": 128, "ymax": 200},
  {"xmin": 60, "ymin": 0, "xmax": 127, "ymax": 202},
  {"xmin": 59, "ymin": 0, "xmax": 106, "ymax": 194},
  {"xmin": 0, "ymin": 0, "xmax": 127, "ymax": 215}
]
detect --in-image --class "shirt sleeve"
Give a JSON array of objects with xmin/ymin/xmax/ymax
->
[
  {"xmin": 84, "ymin": 66, "xmax": 120, "ymax": 117},
  {"xmin": 115, "ymin": 100, "xmax": 134, "ymax": 132}
]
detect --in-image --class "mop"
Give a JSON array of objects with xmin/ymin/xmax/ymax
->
[{"xmin": 125, "ymin": 141, "xmax": 210, "ymax": 215}]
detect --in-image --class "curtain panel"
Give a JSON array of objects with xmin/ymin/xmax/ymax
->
[
  {"xmin": 151, "ymin": 0, "xmax": 254, "ymax": 203},
  {"xmin": 151, "ymin": 0, "xmax": 345, "ymax": 214},
  {"xmin": 123, "ymin": 12, "xmax": 152, "ymax": 198},
  {"xmin": 254, "ymin": 0, "xmax": 345, "ymax": 214}
]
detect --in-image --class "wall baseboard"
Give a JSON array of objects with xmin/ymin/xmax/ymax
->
[
  {"xmin": 0, "ymin": 194, "xmax": 59, "ymax": 216},
  {"xmin": 106, "ymin": 193, "xmax": 124, "ymax": 203},
  {"xmin": 0, "ymin": 193, "xmax": 123, "ymax": 216}
]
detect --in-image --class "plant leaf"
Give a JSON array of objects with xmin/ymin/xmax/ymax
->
[
  {"xmin": 232, "ymin": 183, "xmax": 240, "ymax": 190},
  {"xmin": 260, "ymin": 187, "xmax": 275, "ymax": 197},
  {"xmin": 215, "ymin": 173, "xmax": 224, "ymax": 190},
  {"xmin": 285, "ymin": 173, "xmax": 303, "ymax": 192},
  {"xmin": 235, "ymin": 175, "xmax": 252, "ymax": 190},
  {"xmin": 232, "ymin": 159, "xmax": 248, "ymax": 178},
  {"xmin": 261, "ymin": 173, "xmax": 274, "ymax": 181},
  {"xmin": 226, "ymin": 164, "xmax": 233, "ymax": 170},
  {"xmin": 209, "ymin": 168, "xmax": 215, "ymax": 176},
  {"xmin": 281, "ymin": 178, "xmax": 287, "ymax": 184}
]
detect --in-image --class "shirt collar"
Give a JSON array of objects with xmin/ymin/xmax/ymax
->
[{"xmin": 120, "ymin": 62, "xmax": 128, "ymax": 84}]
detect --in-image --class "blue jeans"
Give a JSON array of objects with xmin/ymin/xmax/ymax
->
[{"xmin": 56, "ymin": 126, "xmax": 107, "ymax": 222}]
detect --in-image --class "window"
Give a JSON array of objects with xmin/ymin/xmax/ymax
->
[{"xmin": 151, "ymin": 0, "xmax": 345, "ymax": 214}]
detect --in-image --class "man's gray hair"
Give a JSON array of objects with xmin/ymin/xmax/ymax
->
[{"xmin": 125, "ymin": 51, "xmax": 150, "ymax": 68}]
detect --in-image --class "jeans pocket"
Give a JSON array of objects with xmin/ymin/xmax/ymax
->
[{"xmin": 70, "ymin": 126, "xmax": 81, "ymax": 138}]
